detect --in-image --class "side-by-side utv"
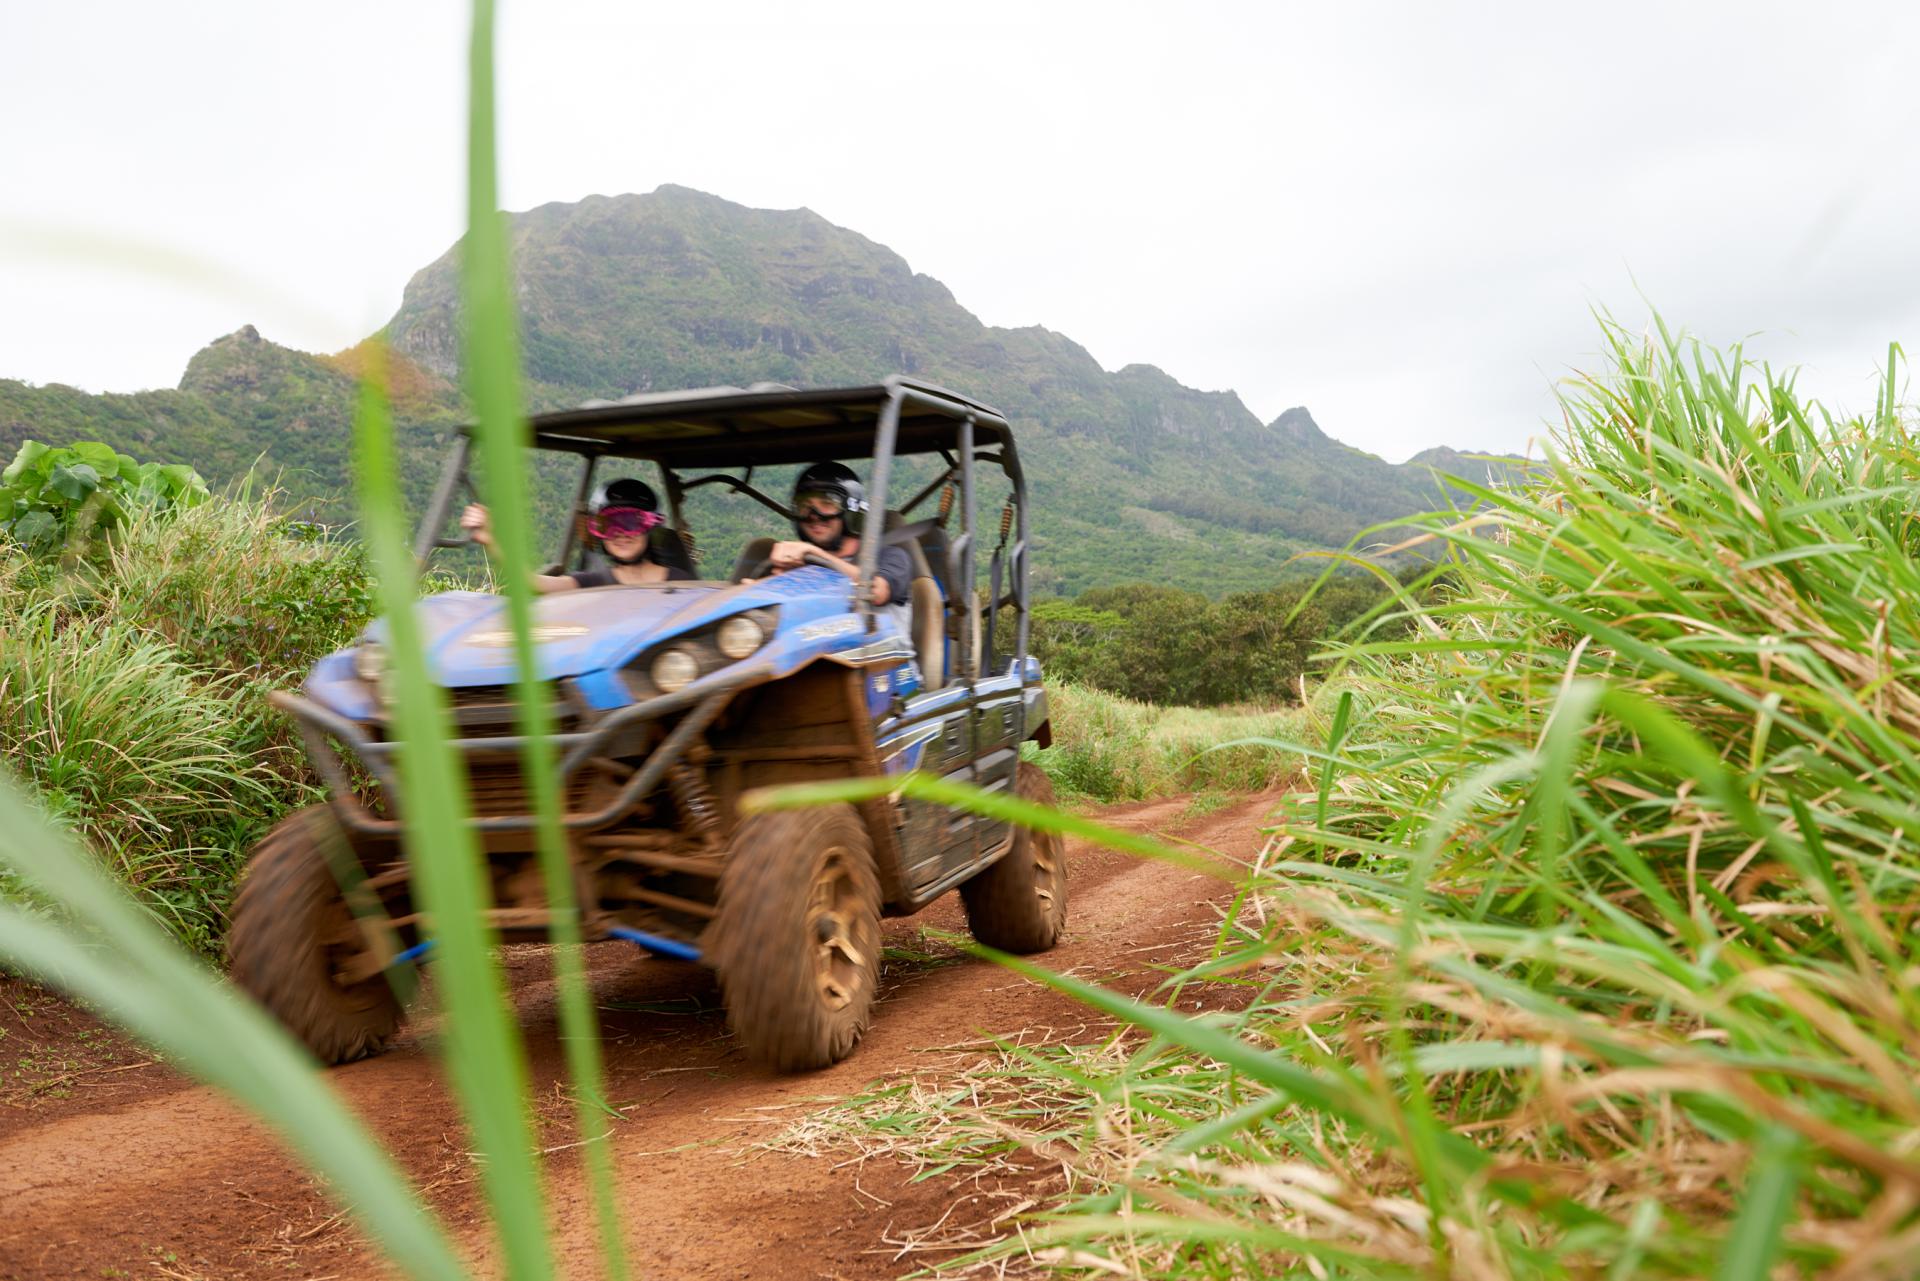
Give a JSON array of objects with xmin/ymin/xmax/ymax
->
[{"xmin": 228, "ymin": 378, "xmax": 1063, "ymax": 1071}]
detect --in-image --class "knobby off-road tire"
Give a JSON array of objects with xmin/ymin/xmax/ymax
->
[
  {"xmin": 713, "ymin": 805, "xmax": 881, "ymax": 1072},
  {"xmin": 226, "ymin": 805, "xmax": 402, "ymax": 1065},
  {"xmin": 960, "ymin": 761, "xmax": 1068, "ymax": 953}
]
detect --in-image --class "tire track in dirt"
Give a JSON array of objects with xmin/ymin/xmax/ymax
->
[{"xmin": 0, "ymin": 792, "xmax": 1279, "ymax": 1280}]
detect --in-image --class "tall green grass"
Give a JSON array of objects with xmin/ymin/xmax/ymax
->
[
  {"xmin": 0, "ymin": 489, "xmax": 382, "ymax": 951},
  {"xmin": 0, "ymin": 597, "xmax": 272, "ymax": 945},
  {"xmin": 757, "ymin": 323, "xmax": 1920, "ymax": 1278},
  {"xmin": 1028, "ymin": 682, "xmax": 1314, "ymax": 802}
]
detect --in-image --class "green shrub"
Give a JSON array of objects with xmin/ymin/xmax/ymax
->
[
  {"xmin": 0, "ymin": 597, "xmax": 273, "ymax": 948},
  {"xmin": 0, "ymin": 438, "xmax": 207, "ymax": 555},
  {"xmin": 1028, "ymin": 575, "xmax": 1407, "ymax": 707},
  {"xmin": 105, "ymin": 492, "xmax": 375, "ymax": 684}
]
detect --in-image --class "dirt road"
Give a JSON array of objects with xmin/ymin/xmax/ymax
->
[{"xmin": 0, "ymin": 793, "xmax": 1278, "ymax": 1280}]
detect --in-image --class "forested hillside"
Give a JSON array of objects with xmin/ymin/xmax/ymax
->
[{"xmin": 0, "ymin": 186, "xmax": 1522, "ymax": 594}]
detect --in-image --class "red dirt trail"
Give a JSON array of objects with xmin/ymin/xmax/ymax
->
[{"xmin": 0, "ymin": 793, "xmax": 1279, "ymax": 1280}]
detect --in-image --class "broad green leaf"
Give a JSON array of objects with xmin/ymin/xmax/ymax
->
[
  {"xmin": 158, "ymin": 462, "xmax": 209, "ymax": 503},
  {"xmin": 72, "ymin": 441, "xmax": 120, "ymax": 477},
  {"xmin": 10, "ymin": 509, "xmax": 56, "ymax": 547},
  {"xmin": 2, "ymin": 439, "xmax": 49, "ymax": 486},
  {"xmin": 49, "ymin": 461, "xmax": 101, "ymax": 501}
]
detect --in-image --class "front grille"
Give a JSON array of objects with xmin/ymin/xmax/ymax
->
[
  {"xmin": 448, "ymin": 684, "xmax": 513, "ymax": 707},
  {"xmin": 464, "ymin": 759, "xmax": 597, "ymax": 816},
  {"xmin": 438, "ymin": 683, "xmax": 581, "ymax": 739},
  {"xmin": 362, "ymin": 681, "xmax": 602, "ymax": 819}
]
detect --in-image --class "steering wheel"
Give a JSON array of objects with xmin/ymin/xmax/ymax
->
[{"xmin": 744, "ymin": 549, "xmax": 833, "ymax": 579}]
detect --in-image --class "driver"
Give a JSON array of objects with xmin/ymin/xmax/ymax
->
[
  {"xmin": 461, "ymin": 478, "xmax": 694, "ymax": 592},
  {"xmin": 763, "ymin": 462, "xmax": 913, "ymax": 634}
]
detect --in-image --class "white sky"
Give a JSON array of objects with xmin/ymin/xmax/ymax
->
[{"xmin": 3, "ymin": 2, "xmax": 1915, "ymax": 462}]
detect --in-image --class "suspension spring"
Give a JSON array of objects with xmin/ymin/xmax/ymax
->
[{"xmin": 667, "ymin": 763, "xmax": 721, "ymax": 842}]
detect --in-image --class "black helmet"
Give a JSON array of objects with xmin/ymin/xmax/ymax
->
[
  {"xmin": 589, "ymin": 477, "xmax": 659, "ymax": 514},
  {"xmin": 791, "ymin": 461, "xmax": 867, "ymax": 550}
]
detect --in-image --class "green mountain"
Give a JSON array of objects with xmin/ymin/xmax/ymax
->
[{"xmin": 1, "ymin": 185, "xmax": 1514, "ymax": 595}]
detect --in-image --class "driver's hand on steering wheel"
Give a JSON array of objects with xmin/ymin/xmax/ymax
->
[
  {"xmin": 766, "ymin": 540, "xmax": 817, "ymax": 572},
  {"xmin": 459, "ymin": 503, "xmax": 495, "ymax": 549}
]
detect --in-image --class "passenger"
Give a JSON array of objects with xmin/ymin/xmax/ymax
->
[
  {"xmin": 461, "ymin": 478, "xmax": 694, "ymax": 592},
  {"xmin": 763, "ymin": 462, "xmax": 913, "ymax": 634}
]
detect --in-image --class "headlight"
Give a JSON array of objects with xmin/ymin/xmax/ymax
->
[
  {"xmin": 624, "ymin": 608, "xmax": 777, "ymax": 699},
  {"xmin": 716, "ymin": 615, "xmax": 765, "ymax": 659},
  {"xmin": 651, "ymin": 648, "xmax": 699, "ymax": 693},
  {"xmin": 354, "ymin": 642, "xmax": 388, "ymax": 683}
]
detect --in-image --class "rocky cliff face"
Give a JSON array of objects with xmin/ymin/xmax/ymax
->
[{"xmin": 179, "ymin": 325, "xmax": 279, "ymax": 394}]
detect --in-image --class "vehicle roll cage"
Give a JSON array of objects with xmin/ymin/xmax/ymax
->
[{"xmin": 412, "ymin": 376, "xmax": 1033, "ymax": 675}]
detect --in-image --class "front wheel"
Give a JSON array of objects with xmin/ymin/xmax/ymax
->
[
  {"xmin": 712, "ymin": 805, "xmax": 881, "ymax": 1071},
  {"xmin": 227, "ymin": 806, "xmax": 404, "ymax": 1064},
  {"xmin": 960, "ymin": 762, "xmax": 1068, "ymax": 952}
]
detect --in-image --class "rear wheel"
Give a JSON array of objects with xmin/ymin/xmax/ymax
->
[
  {"xmin": 227, "ymin": 806, "xmax": 403, "ymax": 1064},
  {"xmin": 960, "ymin": 762, "xmax": 1068, "ymax": 952},
  {"xmin": 713, "ymin": 806, "xmax": 880, "ymax": 1071}
]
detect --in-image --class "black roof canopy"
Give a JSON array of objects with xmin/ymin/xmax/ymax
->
[{"xmin": 473, "ymin": 377, "xmax": 1015, "ymax": 471}]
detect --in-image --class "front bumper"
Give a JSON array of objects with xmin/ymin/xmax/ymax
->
[{"xmin": 271, "ymin": 664, "xmax": 769, "ymax": 835}]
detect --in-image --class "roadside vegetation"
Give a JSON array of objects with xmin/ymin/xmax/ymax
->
[
  {"xmin": 1028, "ymin": 683, "xmax": 1310, "ymax": 803},
  {"xmin": 772, "ymin": 323, "xmax": 1920, "ymax": 1277},
  {"xmin": 0, "ymin": 479, "xmax": 377, "ymax": 951}
]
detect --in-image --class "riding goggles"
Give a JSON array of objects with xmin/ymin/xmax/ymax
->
[
  {"xmin": 588, "ymin": 507, "xmax": 664, "ymax": 538},
  {"xmin": 794, "ymin": 493, "xmax": 844, "ymax": 523}
]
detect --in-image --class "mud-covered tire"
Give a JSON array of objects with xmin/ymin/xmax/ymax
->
[
  {"xmin": 960, "ymin": 762, "xmax": 1068, "ymax": 953},
  {"xmin": 713, "ymin": 805, "xmax": 881, "ymax": 1072},
  {"xmin": 227, "ymin": 806, "xmax": 402, "ymax": 1065}
]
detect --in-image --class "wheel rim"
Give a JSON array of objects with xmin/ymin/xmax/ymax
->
[
  {"xmin": 1031, "ymin": 830, "xmax": 1063, "ymax": 917},
  {"xmin": 320, "ymin": 894, "xmax": 387, "ymax": 1005},
  {"xmin": 809, "ymin": 845, "xmax": 869, "ymax": 1012}
]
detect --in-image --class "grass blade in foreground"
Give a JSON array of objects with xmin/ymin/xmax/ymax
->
[
  {"xmin": 460, "ymin": 0, "xmax": 630, "ymax": 1273},
  {"xmin": 352, "ymin": 351, "xmax": 552, "ymax": 1280},
  {"xmin": 742, "ymin": 771, "xmax": 1242, "ymax": 881},
  {"xmin": 0, "ymin": 777, "xmax": 469, "ymax": 1280}
]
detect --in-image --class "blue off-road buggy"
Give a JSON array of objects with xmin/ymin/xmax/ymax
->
[{"xmin": 229, "ymin": 379, "xmax": 1062, "ymax": 1071}]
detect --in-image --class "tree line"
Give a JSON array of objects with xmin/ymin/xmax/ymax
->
[{"xmin": 1020, "ymin": 571, "xmax": 1424, "ymax": 707}]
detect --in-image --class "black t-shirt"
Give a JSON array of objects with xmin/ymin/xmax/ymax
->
[
  {"xmin": 873, "ymin": 544, "xmax": 914, "ymax": 606},
  {"xmin": 568, "ymin": 563, "xmax": 695, "ymax": 588}
]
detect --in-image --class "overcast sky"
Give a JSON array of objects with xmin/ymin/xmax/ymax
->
[{"xmin": 4, "ymin": 2, "xmax": 1915, "ymax": 462}]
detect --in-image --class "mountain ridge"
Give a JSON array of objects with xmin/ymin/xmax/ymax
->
[{"xmin": 1, "ymin": 185, "xmax": 1519, "ymax": 594}]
